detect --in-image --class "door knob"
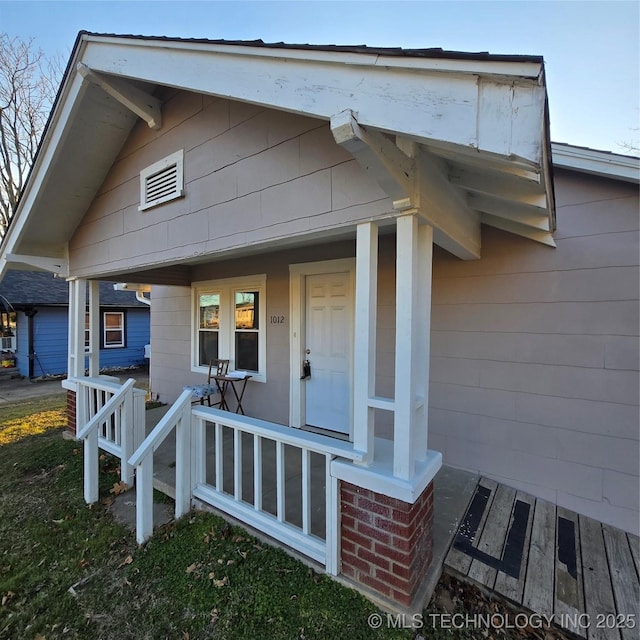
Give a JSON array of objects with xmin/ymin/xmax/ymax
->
[{"xmin": 305, "ymin": 349, "xmax": 311, "ymax": 354}]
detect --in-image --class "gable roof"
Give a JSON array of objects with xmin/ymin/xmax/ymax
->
[
  {"xmin": 0, "ymin": 270, "xmax": 148, "ymax": 307},
  {"xmin": 1, "ymin": 32, "xmax": 557, "ymax": 278}
]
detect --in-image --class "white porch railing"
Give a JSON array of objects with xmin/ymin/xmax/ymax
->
[
  {"xmin": 72, "ymin": 376, "xmax": 146, "ymax": 504},
  {"xmin": 129, "ymin": 389, "xmax": 194, "ymax": 544},
  {"xmin": 129, "ymin": 398, "xmax": 364, "ymax": 574}
]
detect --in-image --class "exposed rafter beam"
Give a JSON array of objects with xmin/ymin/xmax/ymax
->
[
  {"xmin": 481, "ymin": 213, "xmax": 556, "ymax": 247},
  {"xmin": 77, "ymin": 63, "xmax": 162, "ymax": 130},
  {"xmin": 412, "ymin": 150, "xmax": 482, "ymax": 260},
  {"xmin": 468, "ymin": 193, "xmax": 551, "ymax": 231},
  {"xmin": 5, "ymin": 253, "xmax": 69, "ymax": 276},
  {"xmin": 331, "ymin": 111, "xmax": 481, "ymax": 260},
  {"xmin": 330, "ymin": 110, "xmax": 413, "ymax": 201},
  {"xmin": 449, "ymin": 167, "xmax": 548, "ymax": 210}
]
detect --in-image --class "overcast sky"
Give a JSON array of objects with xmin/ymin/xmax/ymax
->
[{"xmin": 1, "ymin": 0, "xmax": 638, "ymax": 154}]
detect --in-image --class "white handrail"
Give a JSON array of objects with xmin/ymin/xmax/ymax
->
[
  {"xmin": 76, "ymin": 378, "xmax": 135, "ymax": 440},
  {"xmin": 129, "ymin": 389, "xmax": 193, "ymax": 544},
  {"xmin": 129, "ymin": 389, "xmax": 192, "ymax": 466},
  {"xmin": 192, "ymin": 406, "xmax": 365, "ymax": 461},
  {"xmin": 75, "ymin": 377, "xmax": 138, "ymax": 504}
]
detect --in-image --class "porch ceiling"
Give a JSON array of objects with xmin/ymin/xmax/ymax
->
[{"xmin": 1, "ymin": 33, "xmax": 556, "ymax": 279}]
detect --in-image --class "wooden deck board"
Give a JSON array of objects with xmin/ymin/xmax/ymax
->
[
  {"xmin": 580, "ymin": 515, "xmax": 620, "ymax": 640},
  {"xmin": 555, "ymin": 507, "xmax": 587, "ymax": 638},
  {"xmin": 522, "ymin": 497, "xmax": 556, "ymax": 617},
  {"xmin": 445, "ymin": 477, "xmax": 498, "ymax": 576},
  {"xmin": 467, "ymin": 483, "xmax": 516, "ymax": 590},
  {"xmin": 602, "ymin": 525, "xmax": 639, "ymax": 640},
  {"xmin": 442, "ymin": 478, "xmax": 639, "ymax": 640},
  {"xmin": 627, "ymin": 532, "xmax": 640, "ymax": 581},
  {"xmin": 494, "ymin": 490, "xmax": 536, "ymax": 604}
]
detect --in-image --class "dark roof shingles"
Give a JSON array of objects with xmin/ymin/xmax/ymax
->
[{"xmin": 0, "ymin": 271, "xmax": 148, "ymax": 307}]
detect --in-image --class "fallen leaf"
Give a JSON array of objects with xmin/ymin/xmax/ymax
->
[
  {"xmin": 226, "ymin": 560, "xmax": 234, "ymax": 566},
  {"xmin": 52, "ymin": 519, "xmax": 65, "ymax": 525},
  {"xmin": 208, "ymin": 571, "xmax": 216, "ymax": 580},
  {"xmin": 185, "ymin": 563, "xmax": 197, "ymax": 574},
  {"xmin": 99, "ymin": 454, "xmax": 106, "ymax": 461},
  {"xmin": 118, "ymin": 555, "xmax": 133, "ymax": 568},
  {"xmin": 123, "ymin": 578, "xmax": 131, "ymax": 587},
  {"xmin": 237, "ymin": 550, "xmax": 247, "ymax": 560},
  {"xmin": 212, "ymin": 576, "xmax": 229, "ymax": 588},
  {"xmin": 210, "ymin": 608, "xmax": 219, "ymax": 623},
  {"xmin": 109, "ymin": 481, "xmax": 128, "ymax": 495},
  {"xmin": 2, "ymin": 591, "xmax": 15, "ymax": 606}
]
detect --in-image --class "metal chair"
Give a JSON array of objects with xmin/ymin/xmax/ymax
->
[{"xmin": 184, "ymin": 359, "xmax": 229, "ymax": 406}]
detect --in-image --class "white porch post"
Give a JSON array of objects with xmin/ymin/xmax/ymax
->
[
  {"xmin": 393, "ymin": 214, "xmax": 433, "ymax": 479},
  {"xmin": 414, "ymin": 223, "xmax": 433, "ymax": 461},
  {"xmin": 68, "ymin": 278, "xmax": 87, "ymax": 377},
  {"xmin": 88, "ymin": 280, "xmax": 100, "ymax": 376},
  {"xmin": 353, "ymin": 221, "xmax": 378, "ymax": 464}
]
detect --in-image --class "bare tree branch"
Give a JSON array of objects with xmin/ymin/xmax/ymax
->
[{"xmin": 0, "ymin": 33, "xmax": 63, "ymax": 237}]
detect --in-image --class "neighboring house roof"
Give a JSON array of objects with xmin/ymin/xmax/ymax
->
[
  {"xmin": 0, "ymin": 270, "xmax": 149, "ymax": 307},
  {"xmin": 1, "ymin": 32, "xmax": 558, "ymax": 279}
]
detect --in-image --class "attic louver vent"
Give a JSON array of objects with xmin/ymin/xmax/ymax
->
[{"xmin": 139, "ymin": 149, "xmax": 184, "ymax": 211}]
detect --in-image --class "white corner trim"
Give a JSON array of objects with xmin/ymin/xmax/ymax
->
[
  {"xmin": 552, "ymin": 143, "xmax": 640, "ymax": 183},
  {"xmin": 331, "ymin": 438, "xmax": 442, "ymax": 503}
]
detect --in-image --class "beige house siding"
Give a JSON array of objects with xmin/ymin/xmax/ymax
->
[
  {"xmin": 68, "ymin": 90, "xmax": 391, "ymax": 278},
  {"xmin": 429, "ymin": 170, "xmax": 639, "ymax": 535},
  {"xmin": 150, "ymin": 240, "xmax": 357, "ymax": 425},
  {"xmin": 68, "ymin": 89, "xmax": 637, "ymax": 534}
]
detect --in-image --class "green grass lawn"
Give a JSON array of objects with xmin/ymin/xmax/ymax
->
[
  {"xmin": 0, "ymin": 396, "xmax": 570, "ymax": 640},
  {"xmin": 0, "ymin": 396, "xmax": 412, "ymax": 640}
]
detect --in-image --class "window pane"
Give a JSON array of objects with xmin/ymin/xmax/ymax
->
[
  {"xmin": 235, "ymin": 291, "xmax": 258, "ymax": 330},
  {"xmin": 199, "ymin": 331, "xmax": 219, "ymax": 366},
  {"xmin": 200, "ymin": 294, "xmax": 220, "ymax": 329},
  {"xmin": 235, "ymin": 332, "xmax": 258, "ymax": 372},
  {"xmin": 105, "ymin": 313, "xmax": 123, "ymax": 329},
  {"xmin": 105, "ymin": 330, "xmax": 123, "ymax": 346}
]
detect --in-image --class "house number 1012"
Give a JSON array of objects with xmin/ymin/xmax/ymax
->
[{"xmin": 270, "ymin": 315, "xmax": 285, "ymax": 324}]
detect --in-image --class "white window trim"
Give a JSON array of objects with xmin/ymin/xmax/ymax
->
[
  {"xmin": 192, "ymin": 274, "xmax": 267, "ymax": 383},
  {"xmin": 103, "ymin": 311, "xmax": 125, "ymax": 349},
  {"xmin": 139, "ymin": 149, "xmax": 184, "ymax": 211}
]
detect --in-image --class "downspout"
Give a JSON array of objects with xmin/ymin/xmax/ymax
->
[
  {"xmin": 135, "ymin": 291, "xmax": 151, "ymax": 306},
  {"xmin": 25, "ymin": 308, "xmax": 37, "ymax": 378}
]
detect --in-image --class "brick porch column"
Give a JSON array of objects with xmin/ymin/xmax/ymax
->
[
  {"xmin": 340, "ymin": 480, "xmax": 434, "ymax": 608},
  {"xmin": 66, "ymin": 390, "xmax": 77, "ymax": 434}
]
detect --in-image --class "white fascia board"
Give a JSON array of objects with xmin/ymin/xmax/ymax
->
[
  {"xmin": 84, "ymin": 34, "xmax": 544, "ymax": 79},
  {"xmin": 552, "ymin": 143, "xmax": 640, "ymax": 183},
  {"xmin": 81, "ymin": 39, "xmax": 546, "ymax": 165},
  {"xmin": 1, "ymin": 45, "xmax": 88, "ymax": 267}
]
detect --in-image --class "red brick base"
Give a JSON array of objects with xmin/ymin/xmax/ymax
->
[
  {"xmin": 340, "ymin": 481, "xmax": 434, "ymax": 608},
  {"xmin": 66, "ymin": 390, "xmax": 76, "ymax": 435}
]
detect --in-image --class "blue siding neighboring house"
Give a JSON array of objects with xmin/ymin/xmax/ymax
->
[{"xmin": 0, "ymin": 271, "xmax": 150, "ymax": 378}]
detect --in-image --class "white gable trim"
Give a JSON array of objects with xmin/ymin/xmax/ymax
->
[
  {"xmin": 552, "ymin": 143, "xmax": 640, "ymax": 183},
  {"xmin": 81, "ymin": 37, "xmax": 547, "ymax": 165}
]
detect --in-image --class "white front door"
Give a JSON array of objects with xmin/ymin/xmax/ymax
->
[{"xmin": 304, "ymin": 272, "xmax": 352, "ymax": 434}]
